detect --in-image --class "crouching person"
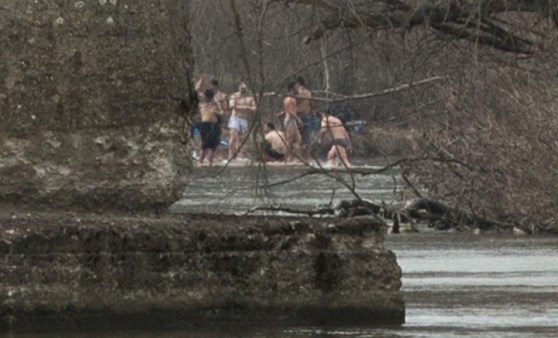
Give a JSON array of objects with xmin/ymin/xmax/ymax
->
[{"xmin": 263, "ymin": 122, "xmax": 287, "ymax": 162}]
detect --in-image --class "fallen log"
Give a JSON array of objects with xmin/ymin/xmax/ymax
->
[
  {"xmin": 243, "ymin": 198, "xmax": 515, "ymax": 233},
  {"xmin": 336, "ymin": 198, "xmax": 512, "ymax": 232}
]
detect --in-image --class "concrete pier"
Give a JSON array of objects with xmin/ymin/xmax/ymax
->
[{"xmin": 0, "ymin": 212, "xmax": 404, "ymax": 331}]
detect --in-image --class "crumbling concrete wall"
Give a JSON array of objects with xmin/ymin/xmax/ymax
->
[
  {"xmin": 0, "ymin": 0, "xmax": 194, "ymax": 211},
  {"xmin": 0, "ymin": 213, "xmax": 404, "ymax": 330}
]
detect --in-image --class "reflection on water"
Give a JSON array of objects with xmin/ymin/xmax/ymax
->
[
  {"xmin": 390, "ymin": 233, "xmax": 558, "ymax": 338},
  {"xmin": 9, "ymin": 166, "xmax": 558, "ymax": 337}
]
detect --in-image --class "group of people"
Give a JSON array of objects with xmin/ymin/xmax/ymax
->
[{"xmin": 193, "ymin": 75, "xmax": 352, "ymax": 168}]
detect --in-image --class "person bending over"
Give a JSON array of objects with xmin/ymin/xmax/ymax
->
[{"xmin": 319, "ymin": 111, "xmax": 352, "ymax": 168}]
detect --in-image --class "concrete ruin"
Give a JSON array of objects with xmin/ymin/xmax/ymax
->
[
  {"xmin": 0, "ymin": 213, "xmax": 404, "ymax": 331},
  {"xmin": 0, "ymin": 0, "xmax": 195, "ymax": 211}
]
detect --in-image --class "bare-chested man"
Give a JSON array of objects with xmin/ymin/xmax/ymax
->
[
  {"xmin": 228, "ymin": 81, "xmax": 256, "ymax": 160},
  {"xmin": 295, "ymin": 76, "xmax": 319, "ymax": 159},
  {"xmin": 263, "ymin": 122, "xmax": 287, "ymax": 162},
  {"xmin": 198, "ymin": 89, "xmax": 224, "ymax": 167},
  {"xmin": 319, "ymin": 111, "xmax": 352, "ymax": 168},
  {"xmin": 283, "ymin": 81, "xmax": 302, "ymax": 162}
]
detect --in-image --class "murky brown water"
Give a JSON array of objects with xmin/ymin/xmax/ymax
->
[
  {"xmin": 8, "ymin": 164, "xmax": 558, "ymax": 337},
  {"xmin": 170, "ymin": 162, "xmax": 400, "ymax": 215}
]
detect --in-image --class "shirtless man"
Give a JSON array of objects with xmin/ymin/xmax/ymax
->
[
  {"xmin": 263, "ymin": 122, "xmax": 287, "ymax": 162},
  {"xmin": 228, "ymin": 82, "xmax": 256, "ymax": 160},
  {"xmin": 283, "ymin": 82, "xmax": 302, "ymax": 162},
  {"xmin": 319, "ymin": 111, "xmax": 352, "ymax": 168},
  {"xmin": 198, "ymin": 89, "xmax": 224, "ymax": 167},
  {"xmin": 294, "ymin": 76, "xmax": 319, "ymax": 159}
]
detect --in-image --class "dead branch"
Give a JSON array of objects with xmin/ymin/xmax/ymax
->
[
  {"xmin": 243, "ymin": 205, "xmax": 335, "ymax": 217},
  {"xmin": 295, "ymin": 0, "xmax": 556, "ymax": 54},
  {"xmin": 280, "ymin": 76, "xmax": 445, "ymax": 103}
]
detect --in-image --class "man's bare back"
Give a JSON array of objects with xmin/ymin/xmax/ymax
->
[{"xmin": 320, "ymin": 115, "xmax": 346, "ymax": 140}]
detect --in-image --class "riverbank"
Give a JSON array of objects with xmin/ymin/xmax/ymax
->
[{"xmin": 0, "ymin": 210, "xmax": 404, "ymax": 332}]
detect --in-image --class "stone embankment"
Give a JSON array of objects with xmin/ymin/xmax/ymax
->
[
  {"xmin": 0, "ymin": 212, "xmax": 404, "ymax": 331},
  {"xmin": 0, "ymin": 0, "xmax": 194, "ymax": 212}
]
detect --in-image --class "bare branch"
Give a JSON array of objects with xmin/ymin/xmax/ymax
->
[{"xmin": 296, "ymin": 0, "xmax": 556, "ymax": 53}]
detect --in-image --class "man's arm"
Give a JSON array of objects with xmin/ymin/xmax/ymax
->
[
  {"xmin": 195, "ymin": 76, "xmax": 207, "ymax": 93},
  {"xmin": 319, "ymin": 119, "xmax": 327, "ymax": 143},
  {"xmin": 284, "ymin": 97, "xmax": 296, "ymax": 117},
  {"xmin": 228, "ymin": 93, "xmax": 237, "ymax": 111},
  {"xmin": 235, "ymin": 96, "xmax": 256, "ymax": 111}
]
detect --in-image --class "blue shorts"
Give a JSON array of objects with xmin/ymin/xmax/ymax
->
[
  {"xmin": 192, "ymin": 121, "xmax": 202, "ymax": 137},
  {"xmin": 228, "ymin": 115, "xmax": 248, "ymax": 133},
  {"xmin": 298, "ymin": 113, "xmax": 320, "ymax": 145}
]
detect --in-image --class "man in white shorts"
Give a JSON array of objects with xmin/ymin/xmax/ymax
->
[{"xmin": 228, "ymin": 82, "xmax": 256, "ymax": 160}]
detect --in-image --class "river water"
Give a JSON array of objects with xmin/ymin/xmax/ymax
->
[{"xmin": 9, "ymin": 164, "xmax": 558, "ymax": 337}]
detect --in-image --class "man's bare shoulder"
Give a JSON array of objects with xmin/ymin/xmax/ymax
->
[
  {"xmin": 299, "ymin": 87, "xmax": 311, "ymax": 97},
  {"xmin": 321, "ymin": 115, "xmax": 343, "ymax": 127},
  {"xmin": 283, "ymin": 96, "xmax": 295, "ymax": 103}
]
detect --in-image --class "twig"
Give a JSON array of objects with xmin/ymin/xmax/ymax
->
[{"xmin": 275, "ymin": 76, "xmax": 446, "ymax": 103}]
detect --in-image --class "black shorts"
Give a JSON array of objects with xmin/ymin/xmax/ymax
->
[
  {"xmin": 332, "ymin": 138, "xmax": 349, "ymax": 149},
  {"xmin": 263, "ymin": 141, "xmax": 285, "ymax": 161},
  {"xmin": 200, "ymin": 122, "xmax": 221, "ymax": 149}
]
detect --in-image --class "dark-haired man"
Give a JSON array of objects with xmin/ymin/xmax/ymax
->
[
  {"xmin": 295, "ymin": 76, "xmax": 319, "ymax": 160},
  {"xmin": 199, "ymin": 89, "xmax": 224, "ymax": 167}
]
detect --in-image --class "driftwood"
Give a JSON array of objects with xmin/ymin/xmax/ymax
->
[
  {"xmin": 245, "ymin": 198, "xmax": 513, "ymax": 233},
  {"xmin": 336, "ymin": 198, "xmax": 511, "ymax": 233}
]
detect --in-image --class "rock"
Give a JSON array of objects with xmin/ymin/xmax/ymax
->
[{"xmin": 0, "ymin": 0, "xmax": 195, "ymax": 211}]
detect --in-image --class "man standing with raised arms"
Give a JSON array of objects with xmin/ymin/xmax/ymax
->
[{"xmin": 228, "ymin": 81, "xmax": 256, "ymax": 161}]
